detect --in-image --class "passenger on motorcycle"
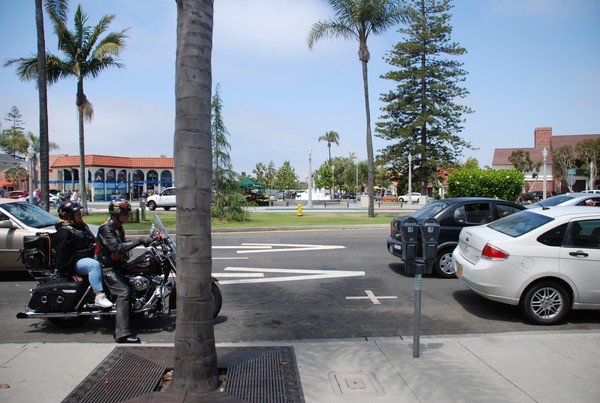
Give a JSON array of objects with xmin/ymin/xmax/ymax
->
[
  {"xmin": 53, "ymin": 201, "xmax": 113, "ymax": 308},
  {"xmin": 96, "ymin": 199, "xmax": 153, "ymax": 344}
]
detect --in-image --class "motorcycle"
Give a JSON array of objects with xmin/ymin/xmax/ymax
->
[{"xmin": 16, "ymin": 214, "xmax": 222, "ymax": 328}]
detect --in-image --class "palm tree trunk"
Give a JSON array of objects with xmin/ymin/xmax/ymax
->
[
  {"xmin": 171, "ymin": 0, "xmax": 219, "ymax": 392},
  {"xmin": 361, "ymin": 59, "xmax": 375, "ymax": 217},
  {"xmin": 76, "ymin": 79, "xmax": 87, "ymax": 210},
  {"xmin": 77, "ymin": 105, "xmax": 86, "ymax": 209},
  {"xmin": 35, "ymin": 0, "xmax": 50, "ymax": 211}
]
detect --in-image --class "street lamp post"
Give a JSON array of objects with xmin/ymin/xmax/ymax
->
[
  {"xmin": 27, "ymin": 145, "xmax": 34, "ymax": 204},
  {"xmin": 542, "ymin": 147, "xmax": 548, "ymax": 200},
  {"xmin": 307, "ymin": 147, "xmax": 313, "ymax": 208},
  {"xmin": 408, "ymin": 153, "xmax": 412, "ymax": 198},
  {"xmin": 355, "ymin": 158, "xmax": 358, "ymax": 198}
]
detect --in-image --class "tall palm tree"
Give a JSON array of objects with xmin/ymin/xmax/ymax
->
[
  {"xmin": 318, "ymin": 130, "xmax": 340, "ymax": 164},
  {"xmin": 308, "ymin": 0, "xmax": 407, "ymax": 217},
  {"xmin": 5, "ymin": 4, "xmax": 128, "ymax": 212},
  {"xmin": 171, "ymin": 0, "xmax": 218, "ymax": 393}
]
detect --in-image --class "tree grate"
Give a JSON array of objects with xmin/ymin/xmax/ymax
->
[{"xmin": 63, "ymin": 346, "xmax": 304, "ymax": 403}]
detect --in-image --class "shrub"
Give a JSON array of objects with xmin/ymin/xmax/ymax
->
[{"xmin": 447, "ymin": 169, "xmax": 523, "ymax": 201}]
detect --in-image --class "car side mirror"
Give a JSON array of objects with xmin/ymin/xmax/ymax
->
[{"xmin": 0, "ymin": 219, "xmax": 17, "ymax": 229}]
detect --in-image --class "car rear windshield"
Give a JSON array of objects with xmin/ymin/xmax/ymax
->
[
  {"xmin": 488, "ymin": 210, "xmax": 554, "ymax": 237},
  {"xmin": 528, "ymin": 194, "xmax": 573, "ymax": 208},
  {"xmin": 410, "ymin": 200, "xmax": 453, "ymax": 220}
]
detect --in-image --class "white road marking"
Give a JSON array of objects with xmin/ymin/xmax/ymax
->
[
  {"xmin": 215, "ymin": 267, "xmax": 365, "ymax": 285},
  {"xmin": 236, "ymin": 243, "xmax": 345, "ymax": 254},
  {"xmin": 213, "ymin": 245, "xmax": 273, "ymax": 250},
  {"xmin": 213, "ymin": 257, "xmax": 249, "ymax": 260},
  {"xmin": 346, "ymin": 290, "xmax": 398, "ymax": 305}
]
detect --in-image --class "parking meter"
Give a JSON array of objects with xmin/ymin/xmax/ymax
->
[
  {"xmin": 401, "ymin": 217, "xmax": 420, "ymax": 274},
  {"xmin": 420, "ymin": 217, "xmax": 440, "ymax": 274}
]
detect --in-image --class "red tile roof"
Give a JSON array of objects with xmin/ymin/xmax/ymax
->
[{"xmin": 52, "ymin": 154, "xmax": 174, "ymax": 169}]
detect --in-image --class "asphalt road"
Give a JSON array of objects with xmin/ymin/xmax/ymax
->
[{"xmin": 2, "ymin": 227, "xmax": 599, "ymax": 343}]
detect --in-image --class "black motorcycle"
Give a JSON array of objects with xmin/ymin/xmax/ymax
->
[{"xmin": 17, "ymin": 214, "xmax": 222, "ymax": 328}]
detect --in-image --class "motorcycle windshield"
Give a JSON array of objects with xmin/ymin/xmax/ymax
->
[{"xmin": 154, "ymin": 213, "xmax": 176, "ymax": 256}]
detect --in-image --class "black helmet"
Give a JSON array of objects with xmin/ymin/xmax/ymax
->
[
  {"xmin": 109, "ymin": 199, "xmax": 132, "ymax": 216},
  {"xmin": 58, "ymin": 200, "xmax": 83, "ymax": 220}
]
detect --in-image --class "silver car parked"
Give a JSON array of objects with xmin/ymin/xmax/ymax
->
[{"xmin": 0, "ymin": 199, "xmax": 59, "ymax": 272}]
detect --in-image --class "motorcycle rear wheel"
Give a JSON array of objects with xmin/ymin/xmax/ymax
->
[{"xmin": 48, "ymin": 316, "xmax": 91, "ymax": 328}]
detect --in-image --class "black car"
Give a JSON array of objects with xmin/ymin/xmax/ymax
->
[{"xmin": 387, "ymin": 197, "xmax": 525, "ymax": 278}]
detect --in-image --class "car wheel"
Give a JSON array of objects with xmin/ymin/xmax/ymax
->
[
  {"xmin": 520, "ymin": 281, "xmax": 570, "ymax": 325},
  {"xmin": 433, "ymin": 248, "xmax": 455, "ymax": 278},
  {"xmin": 164, "ymin": 207, "xmax": 171, "ymax": 211},
  {"xmin": 147, "ymin": 201, "xmax": 156, "ymax": 211},
  {"xmin": 398, "ymin": 198, "xmax": 405, "ymax": 202}
]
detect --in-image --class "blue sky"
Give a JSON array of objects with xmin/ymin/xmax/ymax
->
[{"xmin": 1, "ymin": 0, "xmax": 598, "ymax": 183}]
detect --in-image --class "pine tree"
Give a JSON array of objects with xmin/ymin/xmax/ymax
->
[
  {"xmin": 211, "ymin": 83, "xmax": 235, "ymax": 196},
  {"xmin": 376, "ymin": 0, "xmax": 472, "ymax": 194}
]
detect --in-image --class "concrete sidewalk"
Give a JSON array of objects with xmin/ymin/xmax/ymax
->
[{"xmin": 1, "ymin": 330, "xmax": 599, "ymax": 403}]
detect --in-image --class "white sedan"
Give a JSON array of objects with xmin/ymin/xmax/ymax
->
[{"xmin": 454, "ymin": 207, "xmax": 600, "ymax": 325}]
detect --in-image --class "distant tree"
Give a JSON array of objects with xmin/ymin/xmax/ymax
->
[
  {"xmin": 4, "ymin": 166, "xmax": 28, "ymax": 189},
  {"xmin": 171, "ymin": 0, "xmax": 218, "ymax": 393},
  {"xmin": 314, "ymin": 162, "xmax": 334, "ymax": 191},
  {"xmin": 0, "ymin": 127, "xmax": 28, "ymax": 157},
  {"xmin": 252, "ymin": 162, "xmax": 268, "ymax": 184},
  {"xmin": 318, "ymin": 130, "xmax": 340, "ymax": 163},
  {"xmin": 308, "ymin": 0, "xmax": 408, "ymax": 217},
  {"xmin": 4, "ymin": 106, "xmax": 25, "ymax": 131},
  {"xmin": 551, "ymin": 145, "xmax": 575, "ymax": 193},
  {"xmin": 5, "ymin": 4, "xmax": 129, "ymax": 212},
  {"xmin": 576, "ymin": 139, "xmax": 600, "ymax": 189},
  {"xmin": 508, "ymin": 150, "xmax": 541, "ymax": 192},
  {"xmin": 252, "ymin": 161, "xmax": 277, "ymax": 190},
  {"xmin": 377, "ymin": 0, "xmax": 473, "ymax": 195},
  {"xmin": 210, "ymin": 84, "xmax": 248, "ymax": 222},
  {"xmin": 1, "ymin": 107, "xmax": 29, "ymax": 157},
  {"xmin": 461, "ymin": 157, "xmax": 479, "ymax": 170},
  {"xmin": 211, "ymin": 83, "xmax": 235, "ymax": 197},
  {"xmin": 275, "ymin": 161, "xmax": 299, "ymax": 193}
]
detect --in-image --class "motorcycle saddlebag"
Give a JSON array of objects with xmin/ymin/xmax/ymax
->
[{"xmin": 27, "ymin": 277, "xmax": 88, "ymax": 313}]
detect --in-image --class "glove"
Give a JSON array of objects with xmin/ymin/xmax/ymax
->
[{"xmin": 138, "ymin": 236, "xmax": 154, "ymax": 247}]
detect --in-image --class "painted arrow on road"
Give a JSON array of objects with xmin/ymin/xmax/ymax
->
[{"xmin": 214, "ymin": 267, "xmax": 365, "ymax": 285}]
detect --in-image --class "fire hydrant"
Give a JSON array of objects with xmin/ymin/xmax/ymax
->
[{"xmin": 297, "ymin": 204, "xmax": 303, "ymax": 216}]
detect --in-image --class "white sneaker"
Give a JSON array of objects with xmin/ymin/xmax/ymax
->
[{"xmin": 95, "ymin": 293, "xmax": 113, "ymax": 308}]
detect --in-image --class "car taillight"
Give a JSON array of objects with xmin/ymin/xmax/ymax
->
[{"xmin": 481, "ymin": 244, "xmax": 508, "ymax": 260}]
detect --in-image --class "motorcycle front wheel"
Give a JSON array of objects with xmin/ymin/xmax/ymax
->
[{"xmin": 48, "ymin": 316, "xmax": 91, "ymax": 328}]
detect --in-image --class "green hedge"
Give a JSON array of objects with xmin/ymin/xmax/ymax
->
[{"xmin": 447, "ymin": 169, "xmax": 523, "ymax": 201}]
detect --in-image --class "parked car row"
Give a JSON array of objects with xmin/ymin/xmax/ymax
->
[{"xmin": 386, "ymin": 193, "xmax": 600, "ymax": 325}]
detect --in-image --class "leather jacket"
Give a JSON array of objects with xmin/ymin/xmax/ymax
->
[
  {"xmin": 96, "ymin": 217, "xmax": 141, "ymax": 268},
  {"xmin": 53, "ymin": 220, "xmax": 96, "ymax": 278}
]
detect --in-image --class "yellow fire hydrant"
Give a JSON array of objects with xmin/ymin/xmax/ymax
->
[{"xmin": 297, "ymin": 204, "xmax": 303, "ymax": 216}]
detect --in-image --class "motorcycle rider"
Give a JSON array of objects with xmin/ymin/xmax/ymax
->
[
  {"xmin": 97, "ymin": 199, "xmax": 153, "ymax": 344},
  {"xmin": 53, "ymin": 201, "xmax": 113, "ymax": 308}
]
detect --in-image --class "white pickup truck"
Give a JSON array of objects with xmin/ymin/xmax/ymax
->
[{"xmin": 146, "ymin": 187, "xmax": 176, "ymax": 211}]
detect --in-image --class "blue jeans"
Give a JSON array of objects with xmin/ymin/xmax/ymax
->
[{"xmin": 75, "ymin": 257, "xmax": 104, "ymax": 293}]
